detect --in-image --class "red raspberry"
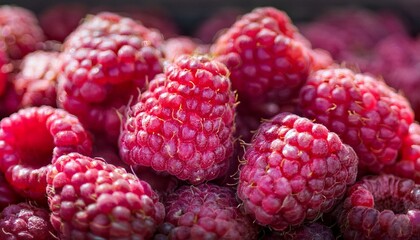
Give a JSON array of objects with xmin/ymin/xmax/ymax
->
[
  {"xmin": 46, "ymin": 153, "xmax": 165, "ymax": 239},
  {"xmin": 0, "ymin": 203, "xmax": 56, "ymax": 240},
  {"xmin": 237, "ymin": 112, "xmax": 358, "ymax": 231},
  {"xmin": 119, "ymin": 55, "xmax": 236, "ymax": 184},
  {"xmin": 0, "ymin": 106, "xmax": 92, "ymax": 202},
  {"xmin": 0, "ymin": 173, "xmax": 21, "ymax": 211},
  {"xmin": 0, "ymin": 5, "xmax": 45, "ymax": 59},
  {"xmin": 299, "ymin": 67, "xmax": 414, "ymax": 174},
  {"xmin": 211, "ymin": 7, "xmax": 312, "ymax": 106},
  {"xmin": 155, "ymin": 183, "xmax": 259, "ymax": 240},
  {"xmin": 339, "ymin": 175, "xmax": 420, "ymax": 239},
  {"xmin": 58, "ymin": 12, "xmax": 164, "ymax": 143},
  {"xmin": 262, "ymin": 222, "xmax": 335, "ymax": 240},
  {"xmin": 39, "ymin": 3, "xmax": 88, "ymax": 42},
  {"xmin": 14, "ymin": 51, "xmax": 60, "ymax": 108}
]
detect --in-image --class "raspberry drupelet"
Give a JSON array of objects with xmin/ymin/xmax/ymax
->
[
  {"xmin": 58, "ymin": 12, "xmax": 164, "ymax": 144},
  {"xmin": 119, "ymin": 55, "xmax": 236, "ymax": 184},
  {"xmin": 237, "ymin": 112, "xmax": 358, "ymax": 231},
  {"xmin": 0, "ymin": 106, "xmax": 92, "ymax": 202},
  {"xmin": 46, "ymin": 153, "xmax": 165, "ymax": 239}
]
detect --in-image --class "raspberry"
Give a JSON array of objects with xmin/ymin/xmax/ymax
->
[
  {"xmin": 211, "ymin": 7, "xmax": 312, "ymax": 106},
  {"xmin": 0, "ymin": 203, "xmax": 56, "ymax": 240},
  {"xmin": 155, "ymin": 183, "xmax": 259, "ymax": 240},
  {"xmin": 262, "ymin": 222, "xmax": 335, "ymax": 240},
  {"xmin": 15, "ymin": 51, "xmax": 60, "ymax": 108},
  {"xmin": 46, "ymin": 153, "xmax": 165, "ymax": 239},
  {"xmin": 39, "ymin": 3, "xmax": 88, "ymax": 42},
  {"xmin": 299, "ymin": 67, "xmax": 414, "ymax": 174},
  {"xmin": 0, "ymin": 106, "xmax": 92, "ymax": 202},
  {"xmin": 0, "ymin": 173, "xmax": 21, "ymax": 211},
  {"xmin": 0, "ymin": 5, "xmax": 45, "ymax": 59},
  {"xmin": 339, "ymin": 175, "xmax": 420, "ymax": 239},
  {"xmin": 119, "ymin": 55, "xmax": 236, "ymax": 184},
  {"xmin": 237, "ymin": 112, "xmax": 358, "ymax": 231},
  {"xmin": 58, "ymin": 12, "xmax": 164, "ymax": 143}
]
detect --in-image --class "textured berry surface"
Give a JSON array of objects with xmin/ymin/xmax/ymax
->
[
  {"xmin": 58, "ymin": 12, "xmax": 164, "ymax": 143},
  {"xmin": 237, "ymin": 112, "xmax": 358, "ymax": 231},
  {"xmin": 0, "ymin": 106, "xmax": 92, "ymax": 202},
  {"xmin": 0, "ymin": 203, "xmax": 56, "ymax": 240},
  {"xmin": 299, "ymin": 67, "xmax": 414, "ymax": 174},
  {"xmin": 339, "ymin": 175, "xmax": 420, "ymax": 239},
  {"xmin": 211, "ymin": 7, "xmax": 311, "ymax": 106},
  {"xmin": 46, "ymin": 153, "xmax": 165, "ymax": 239},
  {"xmin": 156, "ymin": 183, "xmax": 259, "ymax": 240},
  {"xmin": 15, "ymin": 51, "xmax": 60, "ymax": 108},
  {"xmin": 119, "ymin": 55, "xmax": 236, "ymax": 184},
  {"xmin": 0, "ymin": 5, "xmax": 45, "ymax": 59},
  {"xmin": 262, "ymin": 222, "xmax": 335, "ymax": 240},
  {"xmin": 0, "ymin": 173, "xmax": 21, "ymax": 211}
]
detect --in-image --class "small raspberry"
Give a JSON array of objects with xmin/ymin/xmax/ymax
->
[
  {"xmin": 58, "ymin": 12, "xmax": 164, "ymax": 143},
  {"xmin": 299, "ymin": 67, "xmax": 414, "ymax": 174},
  {"xmin": 0, "ymin": 173, "xmax": 21, "ymax": 211},
  {"xmin": 0, "ymin": 5, "xmax": 45, "ymax": 59},
  {"xmin": 46, "ymin": 153, "xmax": 165, "ymax": 239},
  {"xmin": 14, "ymin": 51, "xmax": 60, "ymax": 108},
  {"xmin": 211, "ymin": 7, "xmax": 311, "ymax": 106},
  {"xmin": 339, "ymin": 175, "xmax": 420, "ymax": 239},
  {"xmin": 237, "ymin": 112, "xmax": 358, "ymax": 231},
  {"xmin": 0, "ymin": 106, "xmax": 92, "ymax": 202},
  {"xmin": 119, "ymin": 55, "xmax": 236, "ymax": 184},
  {"xmin": 262, "ymin": 222, "xmax": 335, "ymax": 240},
  {"xmin": 155, "ymin": 183, "xmax": 259, "ymax": 240},
  {"xmin": 0, "ymin": 203, "xmax": 56, "ymax": 240}
]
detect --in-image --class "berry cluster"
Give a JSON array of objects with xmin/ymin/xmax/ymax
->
[{"xmin": 0, "ymin": 3, "xmax": 418, "ymax": 240}]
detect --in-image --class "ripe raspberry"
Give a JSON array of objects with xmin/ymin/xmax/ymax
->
[
  {"xmin": 299, "ymin": 67, "xmax": 414, "ymax": 174},
  {"xmin": 237, "ymin": 112, "xmax": 358, "ymax": 231},
  {"xmin": 39, "ymin": 3, "xmax": 88, "ymax": 42},
  {"xmin": 0, "ymin": 106, "xmax": 92, "ymax": 202},
  {"xmin": 0, "ymin": 203, "xmax": 56, "ymax": 240},
  {"xmin": 58, "ymin": 12, "xmax": 164, "ymax": 143},
  {"xmin": 339, "ymin": 175, "xmax": 420, "ymax": 239},
  {"xmin": 46, "ymin": 153, "xmax": 165, "ymax": 239},
  {"xmin": 155, "ymin": 183, "xmax": 259, "ymax": 240},
  {"xmin": 211, "ymin": 7, "xmax": 312, "ymax": 106},
  {"xmin": 119, "ymin": 55, "xmax": 236, "ymax": 184},
  {"xmin": 0, "ymin": 173, "xmax": 21, "ymax": 211},
  {"xmin": 14, "ymin": 51, "xmax": 60, "ymax": 108},
  {"xmin": 262, "ymin": 222, "xmax": 335, "ymax": 240},
  {"xmin": 0, "ymin": 5, "xmax": 45, "ymax": 59}
]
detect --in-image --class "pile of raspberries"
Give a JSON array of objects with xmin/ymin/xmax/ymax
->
[{"xmin": 0, "ymin": 3, "xmax": 419, "ymax": 240}]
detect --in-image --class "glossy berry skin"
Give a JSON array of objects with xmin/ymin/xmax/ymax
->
[
  {"xmin": 58, "ymin": 12, "xmax": 164, "ymax": 143},
  {"xmin": 0, "ymin": 203, "xmax": 56, "ymax": 240},
  {"xmin": 0, "ymin": 106, "xmax": 92, "ymax": 202},
  {"xmin": 237, "ymin": 112, "xmax": 358, "ymax": 231},
  {"xmin": 156, "ymin": 184, "xmax": 259, "ymax": 240},
  {"xmin": 299, "ymin": 67, "xmax": 414, "ymax": 174},
  {"xmin": 211, "ymin": 7, "xmax": 311, "ymax": 106},
  {"xmin": 46, "ymin": 153, "xmax": 165, "ymax": 239},
  {"xmin": 119, "ymin": 55, "xmax": 236, "ymax": 184},
  {"xmin": 339, "ymin": 175, "xmax": 420, "ymax": 240}
]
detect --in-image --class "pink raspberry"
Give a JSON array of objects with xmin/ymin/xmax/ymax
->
[
  {"xmin": 299, "ymin": 67, "xmax": 414, "ymax": 174},
  {"xmin": 339, "ymin": 174, "xmax": 420, "ymax": 239},
  {"xmin": 237, "ymin": 112, "xmax": 358, "ymax": 231},
  {"xmin": 119, "ymin": 55, "xmax": 236, "ymax": 184},
  {"xmin": 0, "ymin": 106, "xmax": 92, "ymax": 202},
  {"xmin": 46, "ymin": 153, "xmax": 165, "ymax": 239}
]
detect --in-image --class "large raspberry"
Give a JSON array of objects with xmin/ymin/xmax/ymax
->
[
  {"xmin": 237, "ymin": 112, "xmax": 358, "ymax": 231},
  {"xmin": 155, "ymin": 183, "xmax": 259, "ymax": 240},
  {"xmin": 211, "ymin": 7, "xmax": 311, "ymax": 106},
  {"xmin": 14, "ymin": 51, "xmax": 60, "ymax": 108},
  {"xmin": 0, "ymin": 106, "xmax": 92, "ymax": 202},
  {"xmin": 0, "ymin": 5, "xmax": 45, "ymax": 59},
  {"xmin": 119, "ymin": 55, "xmax": 236, "ymax": 184},
  {"xmin": 339, "ymin": 175, "xmax": 420, "ymax": 239},
  {"xmin": 0, "ymin": 203, "xmax": 56, "ymax": 240},
  {"xmin": 58, "ymin": 12, "xmax": 164, "ymax": 143},
  {"xmin": 299, "ymin": 67, "xmax": 414, "ymax": 174},
  {"xmin": 46, "ymin": 153, "xmax": 165, "ymax": 239}
]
